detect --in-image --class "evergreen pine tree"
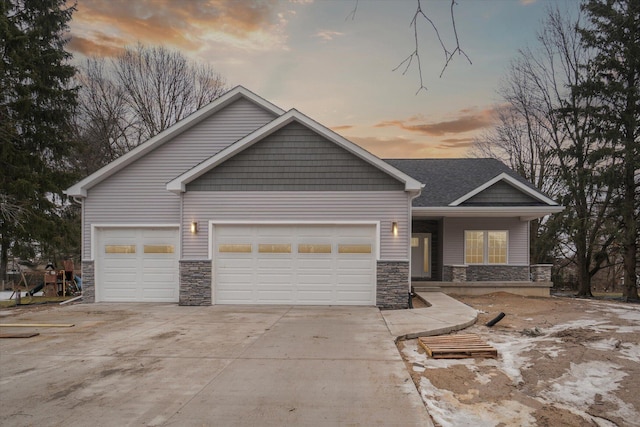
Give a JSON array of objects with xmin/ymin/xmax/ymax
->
[
  {"xmin": 578, "ymin": 0, "xmax": 640, "ymax": 300},
  {"xmin": 1, "ymin": 0, "xmax": 79, "ymax": 281}
]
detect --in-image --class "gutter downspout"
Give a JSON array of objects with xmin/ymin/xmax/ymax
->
[{"xmin": 407, "ymin": 186, "xmax": 424, "ymax": 306}]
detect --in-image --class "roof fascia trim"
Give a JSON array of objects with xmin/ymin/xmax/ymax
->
[
  {"xmin": 167, "ymin": 109, "xmax": 424, "ymax": 193},
  {"xmin": 412, "ymin": 205, "xmax": 565, "ymax": 219},
  {"xmin": 448, "ymin": 172, "xmax": 558, "ymax": 206},
  {"xmin": 65, "ymin": 86, "xmax": 285, "ymax": 198}
]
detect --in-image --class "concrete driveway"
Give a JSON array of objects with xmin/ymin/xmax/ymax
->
[{"xmin": 0, "ymin": 304, "xmax": 432, "ymax": 426}]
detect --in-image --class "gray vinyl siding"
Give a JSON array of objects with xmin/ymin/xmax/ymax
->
[
  {"xmin": 182, "ymin": 191, "xmax": 410, "ymax": 260},
  {"xmin": 462, "ymin": 181, "xmax": 544, "ymax": 206},
  {"xmin": 187, "ymin": 122, "xmax": 404, "ymax": 191},
  {"xmin": 82, "ymin": 98, "xmax": 277, "ymax": 259},
  {"xmin": 442, "ymin": 217, "xmax": 529, "ymax": 265}
]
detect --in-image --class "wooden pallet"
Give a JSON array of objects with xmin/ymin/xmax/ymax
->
[{"xmin": 418, "ymin": 334, "xmax": 497, "ymax": 359}]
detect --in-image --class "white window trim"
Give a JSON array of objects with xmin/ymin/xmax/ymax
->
[{"xmin": 464, "ymin": 230, "xmax": 509, "ymax": 265}]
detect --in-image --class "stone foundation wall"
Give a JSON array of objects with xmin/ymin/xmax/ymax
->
[
  {"xmin": 179, "ymin": 260, "xmax": 212, "ymax": 306},
  {"xmin": 466, "ymin": 265, "xmax": 530, "ymax": 281},
  {"xmin": 377, "ymin": 261, "xmax": 409, "ymax": 309},
  {"xmin": 81, "ymin": 260, "xmax": 95, "ymax": 303}
]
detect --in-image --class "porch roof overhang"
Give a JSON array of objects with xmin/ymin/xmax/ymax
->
[{"xmin": 412, "ymin": 205, "xmax": 565, "ymax": 221}]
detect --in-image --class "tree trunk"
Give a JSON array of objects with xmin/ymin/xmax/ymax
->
[
  {"xmin": 622, "ymin": 240, "xmax": 639, "ymax": 301},
  {"xmin": 575, "ymin": 233, "xmax": 593, "ymax": 297},
  {"xmin": 1, "ymin": 221, "xmax": 8, "ymax": 285},
  {"xmin": 576, "ymin": 263, "xmax": 592, "ymax": 297}
]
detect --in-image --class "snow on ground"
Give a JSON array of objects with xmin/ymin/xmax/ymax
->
[
  {"xmin": 401, "ymin": 299, "xmax": 640, "ymax": 427},
  {"xmin": 419, "ymin": 377, "xmax": 537, "ymax": 427},
  {"xmin": 540, "ymin": 361, "xmax": 625, "ymax": 407},
  {"xmin": 539, "ymin": 361, "xmax": 639, "ymax": 422}
]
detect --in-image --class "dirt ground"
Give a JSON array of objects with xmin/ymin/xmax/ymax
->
[{"xmin": 400, "ymin": 293, "xmax": 640, "ymax": 427}]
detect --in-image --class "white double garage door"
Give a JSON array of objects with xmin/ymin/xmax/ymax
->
[{"xmin": 96, "ymin": 224, "xmax": 377, "ymax": 305}]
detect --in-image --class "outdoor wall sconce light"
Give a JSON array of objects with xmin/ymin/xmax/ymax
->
[
  {"xmin": 190, "ymin": 221, "xmax": 198, "ymax": 234},
  {"xmin": 392, "ymin": 222, "xmax": 398, "ymax": 237}
]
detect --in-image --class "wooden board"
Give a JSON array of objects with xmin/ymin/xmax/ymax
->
[
  {"xmin": 0, "ymin": 332, "xmax": 40, "ymax": 338},
  {"xmin": 418, "ymin": 334, "xmax": 497, "ymax": 359},
  {"xmin": 0, "ymin": 323, "xmax": 74, "ymax": 328}
]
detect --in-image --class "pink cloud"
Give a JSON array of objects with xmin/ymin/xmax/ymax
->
[
  {"xmin": 69, "ymin": 0, "xmax": 285, "ymax": 56},
  {"xmin": 374, "ymin": 107, "xmax": 497, "ymax": 136}
]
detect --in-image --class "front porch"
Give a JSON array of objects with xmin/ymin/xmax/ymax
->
[
  {"xmin": 412, "ymin": 280, "xmax": 552, "ymax": 297},
  {"xmin": 412, "ymin": 264, "xmax": 553, "ymax": 297},
  {"xmin": 411, "ymin": 216, "xmax": 554, "ymax": 297}
]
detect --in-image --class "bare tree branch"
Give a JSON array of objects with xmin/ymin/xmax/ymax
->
[
  {"xmin": 346, "ymin": 0, "xmax": 359, "ymax": 21},
  {"xmin": 394, "ymin": 0, "xmax": 472, "ymax": 93}
]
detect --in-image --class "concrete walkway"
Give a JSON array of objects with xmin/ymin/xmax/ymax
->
[{"xmin": 381, "ymin": 292, "xmax": 478, "ymax": 340}]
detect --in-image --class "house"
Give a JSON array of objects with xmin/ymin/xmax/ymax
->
[{"xmin": 65, "ymin": 86, "xmax": 562, "ymax": 309}]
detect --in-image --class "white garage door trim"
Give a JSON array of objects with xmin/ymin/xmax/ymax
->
[
  {"xmin": 211, "ymin": 221, "xmax": 380, "ymax": 306},
  {"xmin": 93, "ymin": 225, "xmax": 180, "ymax": 302}
]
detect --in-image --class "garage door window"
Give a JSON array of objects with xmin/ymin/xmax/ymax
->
[
  {"xmin": 258, "ymin": 243, "xmax": 291, "ymax": 253},
  {"xmin": 144, "ymin": 245, "xmax": 175, "ymax": 253},
  {"xmin": 338, "ymin": 244, "xmax": 372, "ymax": 254},
  {"xmin": 298, "ymin": 244, "xmax": 332, "ymax": 253},
  {"xmin": 105, "ymin": 245, "xmax": 136, "ymax": 254},
  {"xmin": 219, "ymin": 244, "xmax": 252, "ymax": 253}
]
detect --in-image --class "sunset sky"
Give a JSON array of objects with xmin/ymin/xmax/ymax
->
[{"xmin": 66, "ymin": 0, "xmax": 577, "ymax": 158}]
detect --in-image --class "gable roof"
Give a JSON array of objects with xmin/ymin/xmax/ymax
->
[
  {"xmin": 167, "ymin": 109, "xmax": 424, "ymax": 193},
  {"xmin": 385, "ymin": 158, "xmax": 562, "ymax": 219},
  {"xmin": 65, "ymin": 86, "xmax": 285, "ymax": 197}
]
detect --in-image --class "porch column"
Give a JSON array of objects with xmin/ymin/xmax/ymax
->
[
  {"xmin": 444, "ymin": 265, "xmax": 467, "ymax": 282},
  {"xmin": 530, "ymin": 264, "xmax": 552, "ymax": 282}
]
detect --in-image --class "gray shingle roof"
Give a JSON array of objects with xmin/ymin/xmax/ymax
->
[{"xmin": 384, "ymin": 158, "xmax": 542, "ymax": 207}]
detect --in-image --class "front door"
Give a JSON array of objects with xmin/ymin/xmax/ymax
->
[{"xmin": 411, "ymin": 233, "xmax": 431, "ymax": 279}]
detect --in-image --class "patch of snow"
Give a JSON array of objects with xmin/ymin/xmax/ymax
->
[
  {"xmin": 465, "ymin": 365, "xmax": 494, "ymax": 385},
  {"xmin": 419, "ymin": 377, "xmax": 536, "ymax": 427},
  {"xmin": 401, "ymin": 340, "xmax": 428, "ymax": 366},
  {"xmin": 412, "ymin": 363, "xmax": 425, "ymax": 373},
  {"xmin": 609, "ymin": 400, "xmax": 640, "ymax": 426},
  {"xmin": 546, "ymin": 318, "xmax": 610, "ymax": 333},
  {"xmin": 590, "ymin": 302, "xmax": 640, "ymax": 320},
  {"xmin": 538, "ymin": 360, "xmax": 640, "ymax": 424},
  {"xmin": 423, "ymin": 358, "xmax": 478, "ymax": 369},
  {"xmin": 619, "ymin": 342, "xmax": 640, "ymax": 362},
  {"xmin": 584, "ymin": 338, "xmax": 621, "ymax": 351},
  {"xmin": 594, "ymin": 324, "xmax": 640, "ymax": 333},
  {"xmin": 540, "ymin": 361, "xmax": 626, "ymax": 407},
  {"xmin": 485, "ymin": 336, "xmax": 537, "ymax": 385},
  {"xmin": 538, "ymin": 344, "xmax": 564, "ymax": 358}
]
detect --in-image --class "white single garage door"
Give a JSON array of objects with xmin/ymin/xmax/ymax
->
[
  {"xmin": 214, "ymin": 224, "xmax": 377, "ymax": 305},
  {"xmin": 96, "ymin": 228, "xmax": 179, "ymax": 302}
]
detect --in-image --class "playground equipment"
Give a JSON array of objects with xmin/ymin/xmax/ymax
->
[{"xmin": 8, "ymin": 261, "xmax": 81, "ymax": 302}]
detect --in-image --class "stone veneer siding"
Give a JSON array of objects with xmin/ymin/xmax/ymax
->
[
  {"xmin": 443, "ymin": 265, "xmax": 467, "ymax": 282},
  {"xmin": 179, "ymin": 260, "xmax": 212, "ymax": 306},
  {"xmin": 443, "ymin": 265, "xmax": 530, "ymax": 281},
  {"xmin": 376, "ymin": 261, "xmax": 409, "ymax": 309},
  {"xmin": 81, "ymin": 260, "xmax": 95, "ymax": 303},
  {"xmin": 530, "ymin": 264, "xmax": 552, "ymax": 282},
  {"xmin": 466, "ymin": 265, "xmax": 530, "ymax": 281}
]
